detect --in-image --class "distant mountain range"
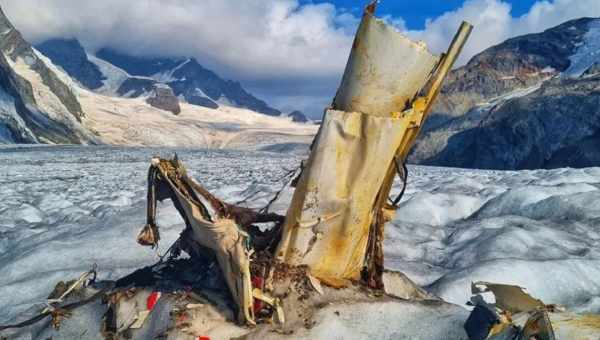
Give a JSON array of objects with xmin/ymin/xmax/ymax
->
[
  {"xmin": 0, "ymin": 5, "xmax": 314, "ymax": 148},
  {"xmin": 410, "ymin": 17, "xmax": 600, "ymax": 170},
  {"xmin": 35, "ymin": 39, "xmax": 281, "ymax": 116}
]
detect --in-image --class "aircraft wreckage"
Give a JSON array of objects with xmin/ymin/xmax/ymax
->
[{"xmin": 2, "ymin": 2, "xmax": 599, "ymax": 340}]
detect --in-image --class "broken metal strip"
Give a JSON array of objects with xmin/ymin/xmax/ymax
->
[{"xmin": 364, "ymin": 21, "xmax": 473, "ymax": 290}]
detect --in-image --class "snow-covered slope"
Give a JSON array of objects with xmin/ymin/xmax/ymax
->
[
  {"xmin": 87, "ymin": 54, "xmax": 132, "ymax": 95},
  {"xmin": 566, "ymin": 19, "xmax": 600, "ymax": 77},
  {"xmin": 77, "ymin": 88, "xmax": 316, "ymax": 148},
  {"xmin": 0, "ymin": 146, "xmax": 598, "ymax": 338}
]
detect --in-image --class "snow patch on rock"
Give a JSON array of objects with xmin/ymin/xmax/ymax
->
[
  {"xmin": 565, "ymin": 19, "xmax": 600, "ymax": 77},
  {"xmin": 88, "ymin": 53, "xmax": 132, "ymax": 95}
]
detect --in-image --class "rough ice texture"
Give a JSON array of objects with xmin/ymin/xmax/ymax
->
[
  {"xmin": 386, "ymin": 166, "xmax": 600, "ymax": 313},
  {"xmin": 0, "ymin": 147, "xmax": 599, "ymax": 338}
]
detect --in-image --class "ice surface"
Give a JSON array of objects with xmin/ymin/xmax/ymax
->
[
  {"xmin": 77, "ymin": 87, "xmax": 317, "ymax": 148},
  {"xmin": 258, "ymin": 300, "xmax": 469, "ymax": 340},
  {"xmin": 0, "ymin": 146, "xmax": 301, "ymax": 324},
  {"xmin": 0, "ymin": 146, "xmax": 599, "ymax": 338},
  {"xmin": 386, "ymin": 166, "xmax": 600, "ymax": 313}
]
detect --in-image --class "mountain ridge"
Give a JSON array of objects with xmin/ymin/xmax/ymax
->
[
  {"xmin": 410, "ymin": 17, "xmax": 600, "ymax": 170},
  {"xmin": 34, "ymin": 39, "xmax": 282, "ymax": 116},
  {"xmin": 0, "ymin": 7, "xmax": 97, "ymax": 144}
]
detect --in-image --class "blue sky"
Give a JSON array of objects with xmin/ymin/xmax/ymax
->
[{"xmin": 300, "ymin": 0, "xmax": 538, "ymax": 29}]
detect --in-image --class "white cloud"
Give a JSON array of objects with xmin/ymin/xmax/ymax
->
[
  {"xmin": 2, "ymin": 0, "xmax": 600, "ymax": 117},
  {"xmin": 407, "ymin": 0, "xmax": 600, "ymax": 66},
  {"xmin": 407, "ymin": 0, "xmax": 513, "ymax": 65},
  {"xmin": 2, "ymin": 0, "xmax": 354, "ymax": 79},
  {"xmin": 2, "ymin": 0, "xmax": 358, "ymax": 116}
]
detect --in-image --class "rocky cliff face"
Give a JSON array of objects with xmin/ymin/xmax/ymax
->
[
  {"xmin": 433, "ymin": 18, "xmax": 595, "ymax": 117},
  {"xmin": 411, "ymin": 17, "xmax": 600, "ymax": 170},
  {"xmin": 0, "ymin": 7, "xmax": 96, "ymax": 144}
]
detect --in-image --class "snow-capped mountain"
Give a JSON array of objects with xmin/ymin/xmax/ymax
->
[
  {"xmin": 0, "ymin": 8, "xmax": 98, "ymax": 144},
  {"xmin": 0, "ymin": 6, "xmax": 314, "ymax": 147},
  {"xmin": 36, "ymin": 38, "xmax": 105, "ymax": 91},
  {"xmin": 410, "ymin": 17, "xmax": 600, "ymax": 170},
  {"xmin": 35, "ymin": 39, "xmax": 281, "ymax": 116}
]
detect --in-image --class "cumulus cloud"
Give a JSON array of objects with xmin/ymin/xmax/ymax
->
[
  {"xmin": 408, "ymin": 0, "xmax": 600, "ymax": 66},
  {"xmin": 2, "ymin": 0, "xmax": 600, "ymax": 117},
  {"xmin": 3, "ymin": 1, "xmax": 354, "ymax": 78}
]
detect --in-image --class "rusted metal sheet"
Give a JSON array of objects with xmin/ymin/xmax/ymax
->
[
  {"xmin": 275, "ymin": 109, "xmax": 414, "ymax": 285},
  {"xmin": 333, "ymin": 8, "xmax": 440, "ymax": 116},
  {"xmin": 276, "ymin": 3, "xmax": 472, "ymax": 287}
]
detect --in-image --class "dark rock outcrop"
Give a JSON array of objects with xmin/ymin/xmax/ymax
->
[
  {"xmin": 117, "ymin": 77, "xmax": 156, "ymax": 97},
  {"xmin": 146, "ymin": 84, "xmax": 181, "ymax": 115},
  {"xmin": 582, "ymin": 62, "xmax": 600, "ymax": 77},
  {"xmin": 288, "ymin": 110, "xmax": 308, "ymax": 123}
]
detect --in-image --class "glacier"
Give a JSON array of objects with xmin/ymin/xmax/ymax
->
[{"xmin": 0, "ymin": 146, "xmax": 599, "ymax": 337}]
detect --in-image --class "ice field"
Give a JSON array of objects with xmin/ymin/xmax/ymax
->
[{"xmin": 0, "ymin": 145, "xmax": 599, "ymax": 335}]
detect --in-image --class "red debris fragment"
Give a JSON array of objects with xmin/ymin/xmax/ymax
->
[
  {"xmin": 147, "ymin": 292, "xmax": 161, "ymax": 311},
  {"xmin": 252, "ymin": 276, "xmax": 264, "ymax": 288},
  {"xmin": 252, "ymin": 276, "xmax": 264, "ymax": 313}
]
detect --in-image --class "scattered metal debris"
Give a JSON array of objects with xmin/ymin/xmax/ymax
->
[{"xmin": 465, "ymin": 281, "xmax": 600, "ymax": 340}]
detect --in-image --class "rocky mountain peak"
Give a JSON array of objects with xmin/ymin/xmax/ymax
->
[
  {"xmin": 0, "ymin": 5, "xmax": 95, "ymax": 144},
  {"xmin": 0, "ymin": 7, "xmax": 31, "ymax": 61},
  {"xmin": 435, "ymin": 17, "xmax": 599, "ymax": 116},
  {"xmin": 36, "ymin": 38, "xmax": 105, "ymax": 90},
  {"xmin": 93, "ymin": 48, "xmax": 281, "ymax": 116},
  {"xmin": 0, "ymin": 6, "xmax": 15, "ymax": 33},
  {"xmin": 411, "ymin": 17, "xmax": 600, "ymax": 170}
]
